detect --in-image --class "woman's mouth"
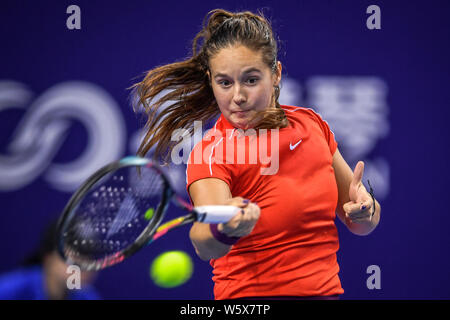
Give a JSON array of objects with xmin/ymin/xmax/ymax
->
[{"xmin": 233, "ymin": 111, "xmax": 250, "ymax": 118}]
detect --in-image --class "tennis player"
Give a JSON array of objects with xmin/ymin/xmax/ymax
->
[{"xmin": 132, "ymin": 9, "xmax": 381, "ymax": 300}]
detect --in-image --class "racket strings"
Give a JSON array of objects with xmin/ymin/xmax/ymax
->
[{"xmin": 61, "ymin": 165, "xmax": 166, "ymax": 265}]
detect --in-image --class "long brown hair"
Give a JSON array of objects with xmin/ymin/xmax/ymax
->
[{"xmin": 130, "ymin": 8, "xmax": 288, "ymax": 163}]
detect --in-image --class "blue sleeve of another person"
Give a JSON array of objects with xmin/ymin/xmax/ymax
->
[
  {"xmin": 67, "ymin": 284, "xmax": 101, "ymax": 300},
  {"xmin": 0, "ymin": 266, "xmax": 101, "ymax": 300}
]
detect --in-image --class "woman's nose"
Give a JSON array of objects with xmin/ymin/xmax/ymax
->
[{"xmin": 233, "ymin": 85, "xmax": 246, "ymax": 105}]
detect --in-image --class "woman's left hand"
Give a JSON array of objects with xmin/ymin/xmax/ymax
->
[{"xmin": 343, "ymin": 161, "xmax": 374, "ymax": 224}]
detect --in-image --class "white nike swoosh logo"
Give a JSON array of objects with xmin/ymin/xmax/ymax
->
[{"xmin": 289, "ymin": 139, "xmax": 303, "ymax": 150}]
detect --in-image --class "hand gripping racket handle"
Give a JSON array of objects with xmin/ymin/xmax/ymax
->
[{"xmin": 194, "ymin": 205, "xmax": 241, "ymax": 224}]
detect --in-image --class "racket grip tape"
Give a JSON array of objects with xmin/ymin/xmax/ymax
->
[{"xmin": 194, "ymin": 205, "xmax": 241, "ymax": 224}]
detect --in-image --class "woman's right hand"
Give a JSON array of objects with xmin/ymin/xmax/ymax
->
[{"xmin": 218, "ymin": 197, "xmax": 260, "ymax": 238}]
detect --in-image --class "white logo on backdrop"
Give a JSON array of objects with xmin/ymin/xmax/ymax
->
[
  {"xmin": 280, "ymin": 76, "xmax": 390, "ymax": 199},
  {"xmin": 0, "ymin": 77, "xmax": 390, "ymax": 199},
  {"xmin": 0, "ymin": 81, "xmax": 126, "ymax": 192}
]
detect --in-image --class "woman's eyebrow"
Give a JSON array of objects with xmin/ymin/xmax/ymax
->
[{"xmin": 214, "ymin": 68, "xmax": 262, "ymax": 79}]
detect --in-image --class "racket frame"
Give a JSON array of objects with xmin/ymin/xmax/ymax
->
[{"xmin": 56, "ymin": 157, "xmax": 187, "ymax": 270}]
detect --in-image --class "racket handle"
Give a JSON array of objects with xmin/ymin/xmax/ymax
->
[{"xmin": 194, "ymin": 205, "xmax": 241, "ymax": 224}]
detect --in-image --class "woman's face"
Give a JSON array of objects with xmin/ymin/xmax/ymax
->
[{"xmin": 208, "ymin": 45, "xmax": 282, "ymax": 129}]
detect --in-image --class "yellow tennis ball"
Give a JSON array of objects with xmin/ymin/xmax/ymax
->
[{"xmin": 150, "ymin": 251, "xmax": 193, "ymax": 288}]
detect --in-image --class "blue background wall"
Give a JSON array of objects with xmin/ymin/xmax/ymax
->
[{"xmin": 1, "ymin": 0, "xmax": 449, "ymax": 299}]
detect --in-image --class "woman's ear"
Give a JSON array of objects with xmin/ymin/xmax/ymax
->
[{"xmin": 274, "ymin": 61, "xmax": 282, "ymax": 86}]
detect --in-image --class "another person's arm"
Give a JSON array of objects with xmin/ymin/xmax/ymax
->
[
  {"xmin": 332, "ymin": 148, "xmax": 381, "ymax": 236},
  {"xmin": 188, "ymin": 178, "xmax": 260, "ymax": 260}
]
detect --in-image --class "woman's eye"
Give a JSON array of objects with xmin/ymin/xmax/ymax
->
[
  {"xmin": 217, "ymin": 78, "xmax": 258, "ymax": 87},
  {"xmin": 246, "ymin": 78, "xmax": 259, "ymax": 84}
]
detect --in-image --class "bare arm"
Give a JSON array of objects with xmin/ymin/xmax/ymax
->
[
  {"xmin": 332, "ymin": 148, "xmax": 381, "ymax": 236},
  {"xmin": 188, "ymin": 178, "xmax": 260, "ymax": 260}
]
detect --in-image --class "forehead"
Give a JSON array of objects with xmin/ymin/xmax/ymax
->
[{"xmin": 209, "ymin": 45, "xmax": 267, "ymax": 75}]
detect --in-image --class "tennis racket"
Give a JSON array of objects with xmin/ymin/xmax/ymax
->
[{"xmin": 56, "ymin": 156, "xmax": 240, "ymax": 271}]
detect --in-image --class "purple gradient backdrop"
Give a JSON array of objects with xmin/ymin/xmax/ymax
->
[{"xmin": 1, "ymin": 0, "xmax": 449, "ymax": 299}]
